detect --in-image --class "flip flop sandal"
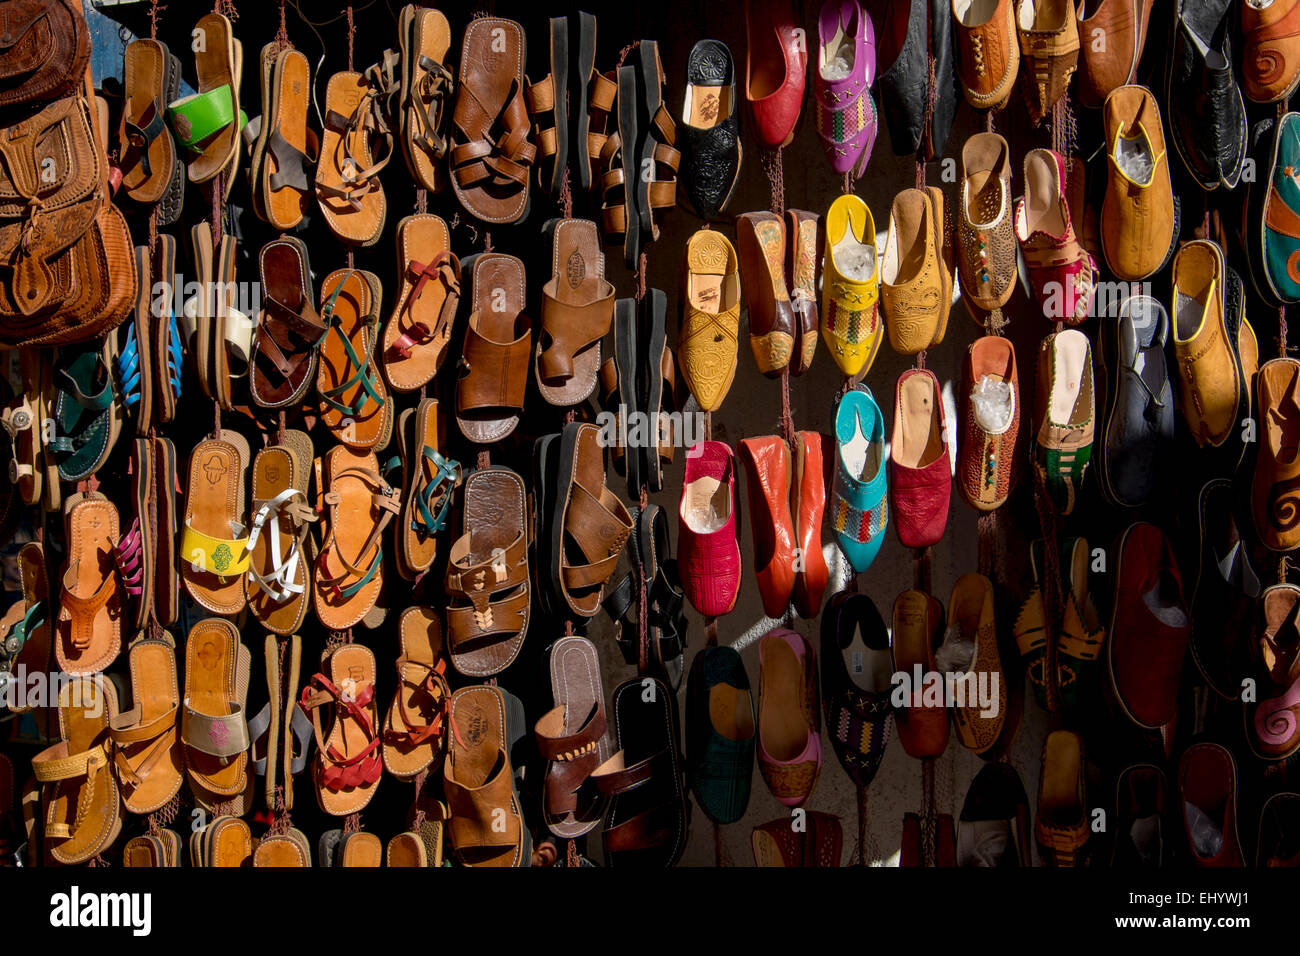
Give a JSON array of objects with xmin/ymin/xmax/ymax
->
[
  {"xmin": 549, "ymin": 421, "xmax": 633, "ymax": 618},
  {"xmin": 639, "ymin": 288, "xmax": 676, "ymax": 492},
  {"xmin": 113, "ymin": 439, "xmax": 155, "ymax": 630},
  {"xmin": 151, "ymin": 235, "xmax": 184, "ymax": 425},
  {"xmin": 536, "ymin": 218, "xmax": 614, "ymax": 406},
  {"xmin": 315, "ymin": 68, "xmax": 393, "ymax": 246},
  {"xmin": 317, "ymin": 269, "xmax": 392, "ymax": 449},
  {"xmin": 193, "ymin": 815, "xmax": 252, "ymax": 867},
  {"xmin": 300, "ymin": 642, "xmax": 383, "ymax": 816},
  {"xmin": 444, "ymin": 684, "xmax": 532, "ymax": 867},
  {"xmin": 598, "ymin": 65, "xmax": 641, "ymax": 268},
  {"xmin": 51, "ymin": 337, "xmax": 122, "ymax": 483},
  {"xmin": 0, "ymin": 542, "xmax": 51, "ymax": 712},
  {"xmin": 338, "ymin": 830, "xmax": 383, "ymax": 866},
  {"xmin": 535, "ymin": 635, "xmax": 611, "ymax": 839},
  {"xmin": 31, "ymin": 674, "xmax": 122, "ymax": 865},
  {"xmin": 245, "ymin": 430, "xmax": 317, "ymax": 634},
  {"xmin": 182, "ymin": 618, "xmax": 251, "ymax": 800},
  {"xmin": 252, "ymin": 237, "xmax": 326, "ymax": 409},
  {"xmin": 387, "ymin": 831, "xmax": 427, "ymax": 866},
  {"xmin": 153, "ymin": 435, "xmax": 180, "ymax": 626},
  {"xmin": 312, "ymin": 444, "xmax": 400, "ymax": 631},
  {"xmin": 591, "ymin": 676, "xmax": 690, "ymax": 867},
  {"xmin": 110, "ymin": 635, "xmax": 183, "ymax": 815},
  {"xmin": 633, "ymin": 42, "xmax": 680, "ymax": 247},
  {"xmin": 382, "ymin": 214, "xmax": 461, "ymax": 393},
  {"xmin": 120, "ymin": 38, "xmax": 180, "ymax": 206},
  {"xmin": 401, "ymin": 5, "xmax": 454, "ymax": 193},
  {"xmin": 449, "ymin": 16, "xmax": 535, "ymax": 224},
  {"xmin": 382, "ymin": 606, "xmax": 450, "ymax": 779},
  {"xmin": 598, "ymin": 297, "xmax": 641, "ymax": 496},
  {"xmin": 168, "ymin": 13, "xmax": 244, "ymax": 185},
  {"xmin": 456, "ymin": 252, "xmax": 531, "ymax": 444},
  {"xmin": 55, "ymin": 490, "xmax": 122, "ymax": 677},
  {"xmin": 0, "ymin": 351, "xmax": 43, "ymax": 506},
  {"xmin": 180, "ymin": 432, "xmax": 251, "ymax": 616},
  {"xmin": 525, "ymin": 16, "xmax": 570, "ymax": 195},
  {"xmin": 257, "ymin": 47, "xmax": 318, "ymax": 232},
  {"xmin": 212, "ymin": 234, "xmax": 253, "ymax": 411},
  {"xmin": 253, "ymin": 827, "xmax": 311, "ymax": 866},
  {"xmin": 397, "ymin": 398, "xmax": 460, "ymax": 580},
  {"xmin": 444, "ymin": 466, "xmax": 530, "ymax": 677}
]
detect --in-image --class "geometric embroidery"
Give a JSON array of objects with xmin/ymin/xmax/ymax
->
[{"xmin": 832, "ymin": 492, "xmax": 887, "ymax": 544}]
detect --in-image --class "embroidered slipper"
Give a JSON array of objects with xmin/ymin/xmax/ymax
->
[
  {"xmin": 0, "ymin": 350, "xmax": 43, "ymax": 506},
  {"xmin": 54, "ymin": 490, "xmax": 121, "ymax": 677},
  {"xmin": 300, "ymin": 642, "xmax": 383, "ymax": 816},
  {"xmin": 535, "ymin": 635, "xmax": 610, "ymax": 839},
  {"xmin": 151, "ymin": 235, "xmax": 184, "ymax": 425},
  {"xmin": 401, "ymin": 5, "xmax": 454, "ymax": 193},
  {"xmin": 253, "ymin": 827, "xmax": 311, "ymax": 867},
  {"xmin": 317, "ymin": 269, "xmax": 392, "ymax": 449},
  {"xmin": 315, "ymin": 68, "xmax": 392, "ymax": 246},
  {"xmin": 381, "ymin": 214, "xmax": 461, "ymax": 393},
  {"xmin": 258, "ymin": 47, "xmax": 317, "ymax": 232},
  {"xmin": 180, "ymin": 432, "xmax": 251, "ymax": 616},
  {"xmin": 536, "ymin": 218, "xmax": 614, "ymax": 406},
  {"xmin": 312, "ymin": 444, "xmax": 400, "ymax": 631},
  {"xmin": 0, "ymin": 542, "xmax": 51, "ymax": 713},
  {"xmin": 169, "ymin": 13, "xmax": 243, "ymax": 185},
  {"xmin": 51, "ymin": 337, "xmax": 122, "ymax": 483},
  {"xmin": 387, "ymin": 831, "xmax": 427, "ymax": 866},
  {"xmin": 456, "ymin": 252, "xmax": 531, "ymax": 444},
  {"xmin": 181, "ymin": 618, "xmax": 250, "ymax": 800},
  {"xmin": 120, "ymin": 38, "xmax": 181, "ymax": 206},
  {"xmin": 110, "ymin": 635, "xmax": 183, "ymax": 815},
  {"xmin": 245, "ymin": 429, "xmax": 316, "ymax": 635},
  {"xmin": 397, "ymin": 399, "xmax": 460, "ymax": 581},
  {"xmin": 113, "ymin": 439, "xmax": 155, "ymax": 630},
  {"xmin": 382, "ymin": 606, "xmax": 449, "ymax": 779},
  {"xmin": 153, "ymin": 436, "xmax": 180, "ymax": 626},
  {"xmin": 252, "ymin": 237, "xmax": 325, "ymax": 410}
]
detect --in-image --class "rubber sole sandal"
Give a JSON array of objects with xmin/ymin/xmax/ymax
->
[
  {"xmin": 402, "ymin": 5, "xmax": 454, "ymax": 193},
  {"xmin": 456, "ymin": 252, "xmax": 531, "ymax": 443},
  {"xmin": 445, "ymin": 466, "xmax": 531, "ymax": 677},
  {"xmin": 383, "ymin": 606, "xmax": 449, "ymax": 779},
  {"xmin": 536, "ymin": 218, "xmax": 614, "ymax": 406},
  {"xmin": 382, "ymin": 214, "xmax": 461, "ymax": 393},
  {"xmin": 4, "ymin": 541, "xmax": 52, "ymax": 711},
  {"xmin": 318, "ymin": 269, "xmax": 391, "ymax": 448},
  {"xmin": 302, "ymin": 643, "xmax": 383, "ymax": 816},
  {"xmin": 536, "ymin": 635, "xmax": 611, "ymax": 838},
  {"xmin": 1, "ymin": 350, "xmax": 43, "ymax": 506},
  {"xmin": 640, "ymin": 288, "xmax": 673, "ymax": 492},
  {"xmin": 181, "ymin": 618, "xmax": 251, "ymax": 799},
  {"xmin": 51, "ymin": 337, "xmax": 122, "ymax": 483},
  {"xmin": 636, "ymin": 504, "xmax": 689, "ymax": 689},
  {"xmin": 180, "ymin": 431, "xmax": 251, "ymax": 616},
  {"xmin": 156, "ymin": 43, "xmax": 185, "ymax": 225},
  {"xmin": 55, "ymin": 491, "xmax": 121, "ymax": 677},
  {"xmin": 194, "ymin": 815, "xmax": 252, "ymax": 867},
  {"xmin": 337, "ymin": 830, "xmax": 383, "ymax": 866},
  {"xmin": 153, "ymin": 436, "xmax": 180, "ymax": 626},
  {"xmin": 253, "ymin": 828, "xmax": 311, "ymax": 867},
  {"xmin": 312, "ymin": 444, "xmax": 399, "ymax": 631},
  {"xmin": 245, "ymin": 431, "xmax": 315, "ymax": 635},
  {"xmin": 170, "ymin": 13, "xmax": 242, "ymax": 185},
  {"xmin": 110, "ymin": 635, "xmax": 182, "ymax": 815},
  {"xmin": 315, "ymin": 70, "xmax": 390, "ymax": 247},
  {"xmin": 532, "ymin": 432, "xmax": 562, "ymax": 617},
  {"xmin": 600, "ymin": 64, "xmax": 642, "ymax": 268},
  {"xmin": 592, "ymin": 676, "xmax": 690, "ymax": 867},
  {"xmin": 387, "ymin": 831, "xmax": 427, "ymax": 866},
  {"xmin": 260, "ymin": 47, "xmax": 316, "ymax": 231},
  {"xmin": 526, "ymin": 16, "xmax": 570, "ymax": 195},
  {"xmin": 634, "ymin": 41, "xmax": 679, "ymax": 246},
  {"xmin": 31, "ymin": 674, "xmax": 122, "ymax": 865},
  {"xmin": 397, "ymin": 399, "xmax": 460, "ymax": 580},
  {"xmin": 252, "ymin": 236, "xmax": 325, "ymax": 409},
  {"xmin": 151, "ymin": 235, "xmax": 184, "ymax": 425},
  {"xmin": 121, "ymin": 38, "xmax": 179, "ymax": 205},
  {"xmin": 317, "ymin": 828, "xmax": 344, "ymax": 866},
  {"xmin": 115, "ymin": 439, "xmax": 155, "ymax": 630},
  {"xmin": 598, "ymin": 297, "xmax": 642, "ymax": 497},
  {"xmin": 573, "ymin": 11, "xmax": 600, "ymax": 190},
  {"xmin": 444, "ymin": 684, "xmax": 531, "ymax": 867}
]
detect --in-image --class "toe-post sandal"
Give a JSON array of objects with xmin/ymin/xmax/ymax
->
[
  {"xmin": 110, "ymin": 634, "xmax": 183, "ymax": 816},
  {"xmin": 250, "ymin": 46, "xmax": 317, "ymax": 232},
  {"xmin": 382, "ymin": 606, "xmax": 450, "ymax": 779},
  {"xmin": 399, "ymin": 4, "xmax": 454, "ymax": 193},
  {"xmin": 55, "ymin": 490, "xmax": 121, "ymax": 677},
  {"xmin": 182, "ymin": 619, "xmax": 251, "ymax": 806},
  {"xmin": 382, "ymin": 214, "xmax": 461, "ymax": 393},
  {"xmin": 456, "ymin": 252, "xmax": 531, "ymax": 443},
  {"xmin": 245, "ymin": 430, "xmax": 316, "ymax": 635},
  {"xmin": 1, "ymin": 350, "xmax": 44, "ymax": 506},
  {"xmin": 300, "ymin": 642, "xmax": 383, "ymax": 816},
  {"xmin": 397, "ymin": 398, "xmax": 460, "ymax": 581},
  {"xmin": 180, "ymin": 431, "xmax": 251, "ymax": 617},
  {"xmin": 167, "ymin": 13, "xmax": 244, "ymax": 188},
  {"xmin": 51, "ymin": 338, "xmax": 121, "ymax": 483},
  {"xmin": 121, "ymin": 37, "xmax": 183, "ymax": 212},
  {"xmin": 252, "ymin": 237, "xmax": 326, "ymax": 410},
  {"xmin": 535, "ymin": 635, "xmax": 611, "ymax": 839},
  {"xmin": 536, "ymin": 218, "xmax": 614, "ymax": 406},
  {"xmin": 315, "ymin": 68, "xmax": 392, "ymax": 246},
  {"xmin": 525, "ymin": 16, "xmax": 571, "ymax": 195},
  {"xmin": 317, "ymin": 269, "xmax": 392, "ymax": 449},
  {"xmin": 0, "ymin": 542, "xmax": 51, "ymax": 711}
]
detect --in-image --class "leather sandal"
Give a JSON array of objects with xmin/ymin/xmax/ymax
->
[
  {"xmin": 252, "ymin": 236, "xmax": 326, "ymax": 410},
  {"xmin": 445, "ymin": 466, "xmax": 531, "ymax": 677},
  {"xmin": 110, "ymin": 635, "xmax": 183, "ymax": 815},
  {"xmin": 599, "ymin": 64, "xmax": 641, "ymax": 267},
  {"xmin": 0, "ymin": 542, "xmax": 51, "ymax": 713},
  {"xmin": 1, "ymin": 350, "xmax": 44, "ymax": 506},
  {"xmin": 120, "ymin": 38, "xmax": 182, "ymax": 207},
  {"xmin": 153, "ymin": 436, "xmax": 181, "ymax": 626},
  {"xmin": 317, "ymin": 269, "xmax": 392, "ymax": 449},
  {"xmin": 450, "ymin": 16, "xmax": 535, "ymax": 224},
  {"xmin": 598, "ymin": 297, "xmax": 639, "ymax": 495},
  {"xmin": 300, "ymin": 642, "xmax": 383, "ymax": 816},
  {"xmin": 55, "ymin": 490, "xmax": 121, "ymax": 677},
  {"xmin": 315, "ymin": 68, "xmax": 392, "ymax": 246},
  {"xmin": 211, "ymin": 234, "xmax": 253, "ymax": 411},
  {"xmin": 32, "ymin": 674, "xmax": 121, "ymax": 865},
  {"xmin": 641, "ymin": 287, "xmax": 677, "ymax": 492},
  {"xmin": 535, "ymin": 635, "xmax": 610, "ymax": 838},
  {"xmin": 190, "ymin": 815, "xmax": 252, "ymax": 867},
  {"xmin": 582, "ymin": 54, "xmax": 618, "ymax": 191},
  {"xmin": 525, "ymin": 16, "xmax": 571, "ymax": 194},
  {"xmin": 168, "ymin": 13, "xmax": 244, "ymax": 187},
  {"xmin": 113, "ymin": 439, "xmax": 155, "ymax": 630},
  {"xmin": 151, "ymin": 235, "xmax": 184, "ymax": 425},
  {"xmin": 187, "ymin": 222, "xmax": 217, "ymax": 402},
  {"xmin": 246, "ymin": 632, "xmax": 311, "ymax": 811},
  {"xmin": 382, "ymin": 606, "xmax": 449, "ymax": 779},
  {"xmin": 182, "ymin": 619, "xmax": 250, "ymax": 803},
  {"xmin": 387, "ymin": 831, "xmax": 427, "ymax": 866},
  {"xmin": 396, "ymin": 398, "xmax": 460, "ymax": 581},
  {"xmin": 399, "ymin": 4, "xmax": 454, "ymax": 193},
  {"xmin": 51, "ymin": 337, "xmax": 122, "ymax": 483},
  {"xmin": 337, "ymin": 830, "xmax": 383, "ymax": 866},
  {"xmin": 250, "ymin": 46, "xmax": 317, "ymax": 231},
  {"xmin": 252, "ymin": 827, "xmax": 311, "ymax": 866},
  {"xmin": 456, "ymin": 252, "xmax": 531, "ymax": 444},
  {"xmin": 245, "ymin": 430, "xmax": 316, "ymax": 635},
  {"xmin": 113, "ymin": 249, "xmax": 154, "ymax": 431},
  {"xmin": 444, "ymin": 684, "xmax": 531, "ymax": 867},
  {"xmin": 536, "ymin": 218, "xmax": 614, "ymax": 406},
  {"xmin": 633, "ymin": 41, "xmax": 681, "ymax": 247},
  {"xmin": 382, "ymin": 213, "xmax": 461, "ymax": 393},
  {"xmin": 180, "ymin": 432, "xmax": 251, "ymax": 616},
  {"xmin": 124, "ymin": 830, "xmax": 181, "ymax": 867},
  {"xmin": 312, "ymin": 444, "xmax": 400, "ymax": 631}
]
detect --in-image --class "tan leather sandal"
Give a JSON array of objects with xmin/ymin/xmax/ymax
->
[
  {"xmin": 180, "ymin": 432, "xmax": 251, "ymax": 616},
  {"xmin": 536, "ymin": 218, "xmax": 614, "ymax": 406},
  {"xmin": 315, "ymin": 68, "xmax": 392, "ymax": 246},
  {"xmin": 181, "ymin": 618, "xmax": 250, "ymax": 802},
  {"xmin": 382, "ymin": 606, "xmax": 449, "ymax": 779},
  {"xmin": 381, "ymin": 214, "xmax": 460, "ymax": 393},
  {"xmin": 456, "ymin": 252, "xmax": 531, "ymax": 444},
  {"xmin": 300, "ymin": 643, "xmax": 383, "ymax": 816},
  {"xmin": 244, "ymin": 430, "xmax": 316, "ymax": 635},
  {"xmin": 110, "ymin": 635, "xmax": 183, "ymax": 815},
  {"xmin": 55, "ymin": 490, "xmax": 122, "ymax": 676}
]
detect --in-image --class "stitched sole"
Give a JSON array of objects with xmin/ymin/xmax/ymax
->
[
  {"xmin": 575, "ymin": 11, "xmax": 596, "ymax": 191},
  {"xmin": 636, "ymin": 41, "xmax": 661, "ymax": 240},
  {"xmin": 614, "ymin": 297, "xmax": 641, "ymax": 497},
  {"xmin": 642, "ymin": 288, "xmax": 667, "ymax": 493},
  {"xmin": 548, "ymin": 17, "xmax": 569, "ymax": 195},
  {"xmin": 617, "ymin": 65, "xmax": 640, "ymax": 268},
  {"xmin": 157, "ymin": 51, "xmax": 185, "ymax": 226}
]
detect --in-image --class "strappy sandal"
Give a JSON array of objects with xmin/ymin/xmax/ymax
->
[
  {"xmin": 633, "ymin": 41, "xmax": 680, "ymax": 248},
  {"xmin": 641, "ymin": 288, "xmax": 677, "ymax": 492},
  {"xmin": 1, "ymin": 350, "xmax": 43, "ymax": 506},
  {"xmin": 109, "ymin": 635, "xmax": 183, "ymax": 815},
  {"xmin": 153, "ymin": 436, "xmax": 181, "ymax": 626},
  {"xmin": 382, "ymin": 606, "xmax": 450, "ymax": 779},
  {"xmin": 399, "ymin": 4, "xmax": 454, "ymax": 193},
  {"xmin": 525, "ymin": 16, "xmax": 571, "ymax": 194},
  {"xmin": 536, "ymin": 218, "xmax": 614, "ymax": 406},
  {"xmin": 599, "ymin": 65, "xmax": 641, "ymax": 267},
  {"xmin": 397, "ymin": 398, "xmax": 460, "ymax": 581},
  {"xmin": 582, "ymin": 57, "xmax": 618, "ymax": 191},
  {"xmin": 456, "ymin": 252, "xmax": 531, "ymax": 444},
  {"xmin": 382, "ymin": 214, "xmax": 461, "ymax": 393},
  {"xmin": 0, "ymin": 542, "xmax": 50, "ymax": 713},
  {"xmin": 51, "ymin": 338, "xmax": 121, "ymax": 483},
  {"xmin": 300, "ymin": 643, "xmax": 383, "ymax": 816},
  {"xmin": 168, "ymin": 13, "xmax": 244, "ymax": 188},
  {"xmin": 535, "ymin": 635, "xmax": 610, "ymax": 838},
  {"xmin": 315, "ymin": 68, "xmax": 392, "ymax": 246},
  {"xmin": 245, "ymin": 430, "xmax": 316, "ymax": 635},
  {"xmin": 317, "ymin": 269, "xmax": 392, "ymax": 449},
  {"xmin": 445, "ymin": 466, "xmax": 531, "ymax": 677},
  {"xmin": 120, "ymin": 38, "xmax": 183, "ymax": 209},
  {"xmin": 55, "ymin": 490, "xmax": 121, "ymax": 677},
  {"xmin": 252, "ymin": 237, "xmax": 326, "ymax": 410},
  {"xmin": 180, "ymin": 432, "xmax": 251, "ymax": 616},
  {"xmin": 151, "ymin": 235, "xmax": 184, "ymax": 425},
  {"xmin": 312, "ymin": 444, "xmax": 400, "ymax": 632},
  {"xmin": 113, "ymin": 439, "xmax": 155, "ymax": 630},
  {"xmin": 248, "ymin": 46, "xmax": 317, "ymax": 232},
  {"xmin": 31, "ymin": 674, "xmax": 121, "ymax": 865},
  {"xmin": 248, "ymin": 633, "xmax": 312, "ymax": 811},
  {"xmin": 449, "ymin": 16, "xmax": 535, "ymax": 224},
  {"xmin": 182, "ymin": 618, "xmax": 250, "ymax": 804}
]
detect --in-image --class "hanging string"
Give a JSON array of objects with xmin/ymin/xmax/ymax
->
[
  {"xmin": 856, "ymin": 786, "xmax": 868, "ymax": 865},
  {"xmin": 761, "ymin": 148, "xmax": 785, "ymax": 216},
  {"xmin": 777, "ymin": 369, "xmax": 795, "ymax": 449},
  {"xmin": 275, "ymin": 0, "xmax": 292, "ymax": 51},
  {"xmin": 347, "ymin": 3, "xmax": 355, "ymax": 72},
  {"xmin": 148, "ymin": 0, "xmax": 163, "ymax": 40}
]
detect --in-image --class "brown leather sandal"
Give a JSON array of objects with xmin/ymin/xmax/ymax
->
[
  {"xmin": 456, "ymin": 252, "xmax": 531, "ymax": 443},
  {"xmin": 396, "ymin": 398, "xmax": 460, "ymax": 580},
  {"xmin": 257, "ymin": 47, "xmax": 317, "ymax": 232},
  {"xmin": 244, "ymin": 430, "xmax": 316, "ymax": 635},
  {"xmin": 251, "ymin": 237, "xmax": 326, "ymax": 410},
  {"xmin": 317, "ymin": 269, "xmax": 392, "ymax": 449},
  {"xmin": 534, "ymin": 635, "xmax": 610, "ymax": 838},
  {"xmin": 382, "ymin": 214, "xmax": 461, "ymax": 393},
  {"xmin": 179, "ymin": 432, "xmax": 251, "ymax": 616},
  {"xmin": 582, "ymin": 65, "xmax": 618, "ymax": 191},
  {"xmin": 525, "ymin": 16, "xmax": 570, "ymax": 195},
  {"xmin": 382, "ymin": 606, "xmax": 449, "ymax": 779},
  {"xmin": 300, "ymin": 642, "xmax": 383, "ymax": 816},
  {"xmin": 400, "ymin": 4, "xmax": 454, "ymax": 193},
  {"xmin": 120, "ymin": 38, "xmax": 181, "ymax": 206},
  {"xmin": 182, "ymin": 618, "xmax": 250, "ymax": 802},
  {"xmin": 315, "ymin": 69, "xmax": 392, "ymax": 246},
  {"xmin": 55, "ymin": 490, "xmax": 121, "ymax": 677},
  {"xmin": 110, "ymin": 635, "xmax": 183, "ymax": 815},
  {"xmin": 536, "ymin": 218, "xmax": 614, "ymax": 406}
]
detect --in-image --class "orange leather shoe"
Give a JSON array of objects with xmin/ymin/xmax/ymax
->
[
  {"xmin": 790, "ymin": 431, "xmax": 830, "ymax": 619},
  {"xmin": 739, "ymin": 436, "xmax": 797, "ymax": 619}
]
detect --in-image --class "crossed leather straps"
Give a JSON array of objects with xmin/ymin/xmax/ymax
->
[
  {"xmin": 299, "ymin": 672, "xmax": 383, "ymax": 791},
  {"xmin": 317, "ymin": 62, "xmax": 395, "ymax": 211},
  {"xmin": 451, "ymin": 79, "xmax": 536, "ymax": 191}
]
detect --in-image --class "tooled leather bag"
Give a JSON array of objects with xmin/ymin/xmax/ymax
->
[
  {"xmin": 0, "ymin": 92, "xmax": 134, "ymax": 346},
  {"xmin": 0, "ymin": 0, "xmax": 90, "ymax": 108}
]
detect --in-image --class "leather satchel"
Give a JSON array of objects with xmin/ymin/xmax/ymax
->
[{"xmin": 0, "ymin": 0, "xmax": 90, "ymax": 108}]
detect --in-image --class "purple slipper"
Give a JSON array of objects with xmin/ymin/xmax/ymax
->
[{"xmin": 814, "ymin": 0, "xmax": 877, "ymax": 180}]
